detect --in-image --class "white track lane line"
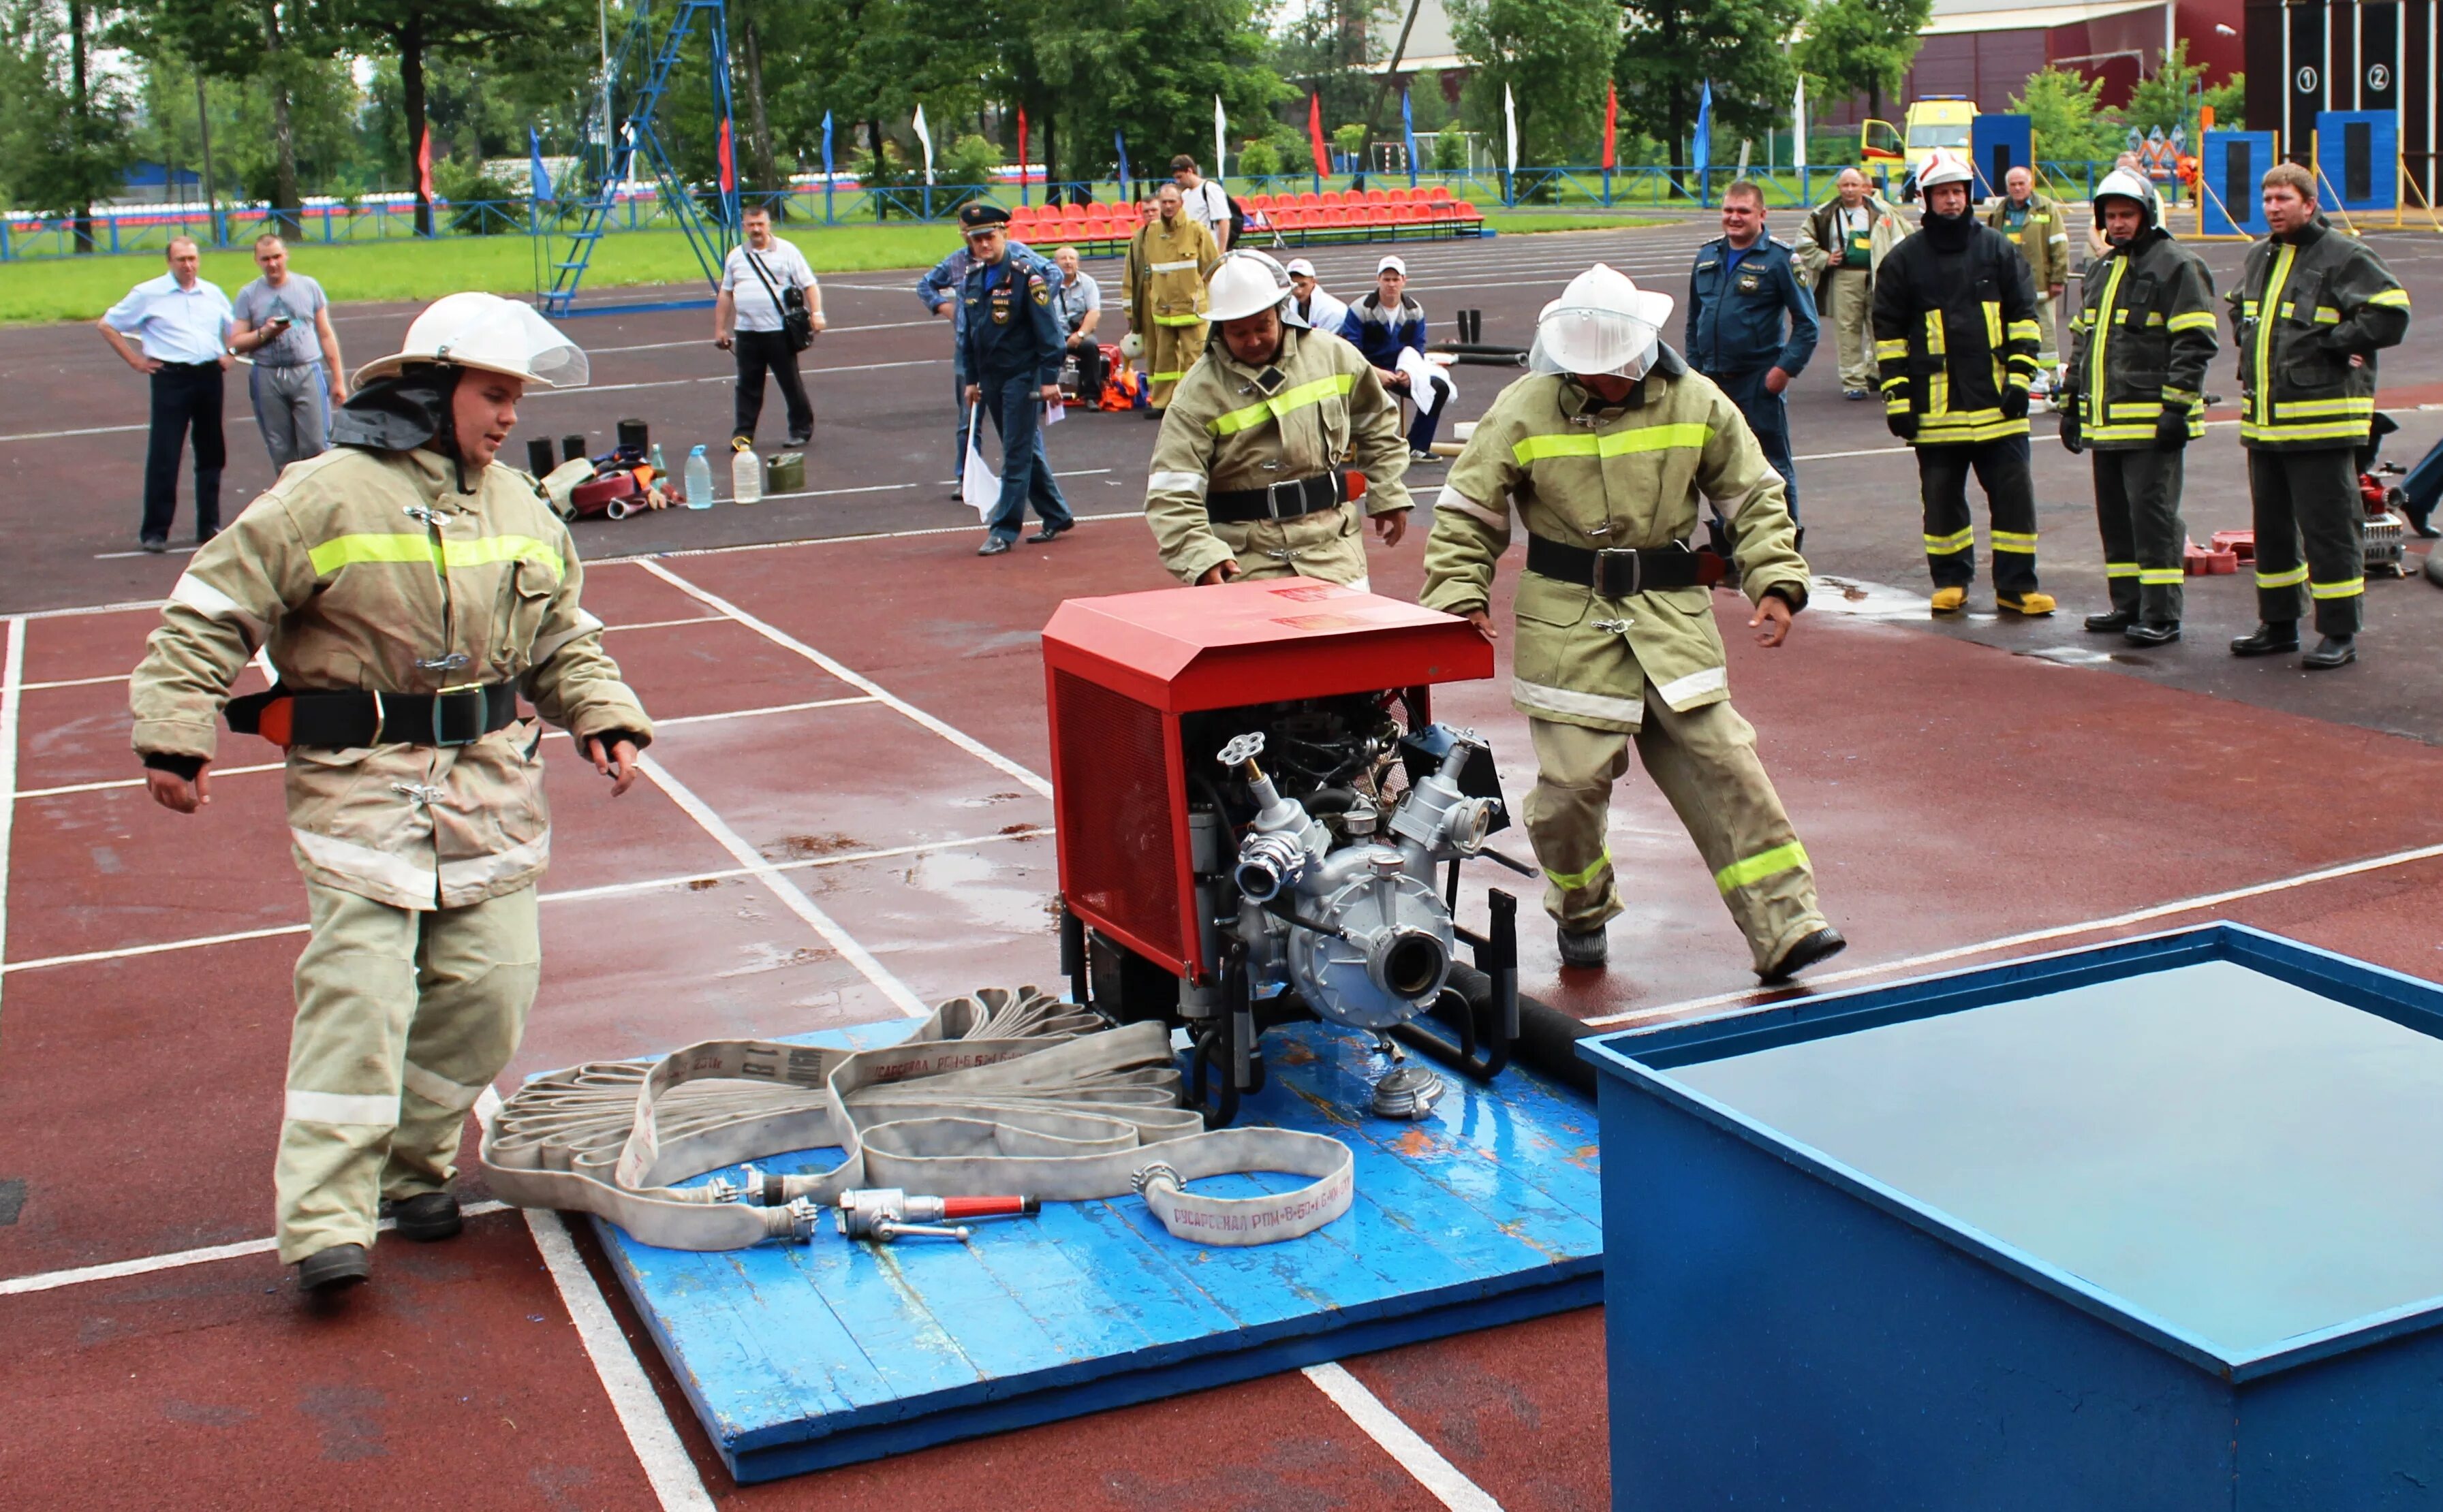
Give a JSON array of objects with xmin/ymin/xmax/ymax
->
[
  {"xmin": 1581, "ymin": 840, "xmax": 2443, "ymax": 1030},
  {"xmin": 0, "ymin": 1201, "xmax": 512, "ymax": 1297},
  {"xmin": 0, "ymin": 619, "xmax": 20, "ymax": 1022},
  {"xmin": 0, "ymin": 422, "xmax": 149, "ymax": 444},
  {"xmin": 1302, "ymin": 1363, "xmax": 1506, "ymax": 1511},
  {"xmin": 18, "ymin": 672, "xmax": 134, "ymax": 691},
  {"xmin": 636, "ymin": 557, "xmax": 1053, "ymax": 798}
]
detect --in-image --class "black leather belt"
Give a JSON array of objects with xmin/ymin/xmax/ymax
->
[
  {"xmin": 1207, "ymin": 472, "xmax": 1343, "ymax": 524},
  {"xmin": 225, "ymin": 682, "xmax": 520, "ymax": 749},
  {"xmin": 1525, "ymin": 535, "xmax": 1726, "ymax": 597}
]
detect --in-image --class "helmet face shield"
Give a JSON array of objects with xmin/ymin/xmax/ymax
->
[
  {"xmin": 354, "ymin": 292, "xmax": 589, "ymax": 391},
  {"xmin": 1528, "ymin": 264, "xmax": 1673, "ymax": 379}
]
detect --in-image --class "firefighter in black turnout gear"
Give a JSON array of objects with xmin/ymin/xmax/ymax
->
[
  {"xmin": 2227, "ymin": 162, "xmax": 2412, "ymax": 669},
  {"xmin": 1873, "ymin": 148, "xmax": 2051, "ymax": 616},
  {"xmin": 2059, "ymin": 168, "xmax": 2218, "ymax": 646}
]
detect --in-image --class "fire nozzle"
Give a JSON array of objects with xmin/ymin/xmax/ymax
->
[{"xmin": 833, "ymin": 1188, "xmax": 1038, "ymax": 1243}]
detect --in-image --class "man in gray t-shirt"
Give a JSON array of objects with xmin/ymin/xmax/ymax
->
[{"xmin": 230, "ymin": 234, "xmax": 345, "ymax": 474}]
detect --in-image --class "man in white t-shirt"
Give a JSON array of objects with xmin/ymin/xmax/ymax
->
[
  {"xmin": 1171, "ymin": 155, "xmax": 1232, "ymax": 252},
  {"xmin": 713, "ymin": 205, "xmax": 826, "ymax": 445},
  {"xmin": 1284, "ymin": 258, "xmax": 1348, "ymax": 336}
]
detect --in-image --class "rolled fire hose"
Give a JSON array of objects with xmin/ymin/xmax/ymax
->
[{"xmin": 480, "ymin": 986, "xmax": 1356, "ymax": 1249}]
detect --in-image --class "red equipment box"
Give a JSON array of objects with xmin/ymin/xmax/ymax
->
[{"xmin": 1041, "ymin": 581, "xmax": 1493, "ymax": 983}]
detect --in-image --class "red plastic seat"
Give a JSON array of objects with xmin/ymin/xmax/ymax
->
[
  {"xmin": 1296, "ymin": 191, "xmax": 1321, "ymax": 207},
  {"xmin": 1427, "ymin": 185, "xmax": 1455, "ymax": 204},
  {"xmin": 1364, "ymin": 188, "xmax": 1389, "ymax": 204},
  {"xmin": 1246, "ymin": 193, "xmax": 1273, "ymax": 210}
]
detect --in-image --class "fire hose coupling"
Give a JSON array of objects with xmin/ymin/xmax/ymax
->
[
  {"xmin": 1234, "ymin": 830, "xmax": 1310, "ymax": 902},
  {"xmin": 833, "ymin": 1188, "xmax": 1038, "ymax": 1244},
  {"xmin": 1390, "ymin": 729, "xmax": 1499, "ymax": 857},
  {"xmin": 698, "ymin": 1164, "xmax": 790, "ymax": 1206},
  {"xmin": 1131, "ymin": 1162, "xmax": 1185, "ymax": 1199}
]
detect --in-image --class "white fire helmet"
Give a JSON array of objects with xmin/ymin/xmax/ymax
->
[
  {"xmin": 2091, "ymin": 167, "xmax": 2162, "ymax": 231},
  {"xmin": 1916, "ymin": 148, "xmax": 1975, "ymax": 193},
  {"xmin": 353, "ymin": 292, "xmax": 591, "ymax": 391},
  {"xmin": 1205, "ymin": 250, "xmax": 1305, "ymax": 327},
  {"xmin": 1528, "ymin": 264, "xmax": 1675, "ymax": 381}
]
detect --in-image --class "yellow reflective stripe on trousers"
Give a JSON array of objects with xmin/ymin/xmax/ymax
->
[
  {"xmin": 1924, "ymin": 527, "xmax": 1974, "ymax": 554},
  {"xmin": 2310, "ymin": 577, "xmax": 2365, "ymax": 599},
  {"xmin": 1991, "ymin": 530, "xmax": 2038, "ymax": 552},
  {"xmin": 1208, "ymin": 372, "xmax": 1357, "ymax": 435},
  {"xmin": 1151, "ymin": 313, "xmax": 1206, "ymax": 326},
  {"xmin": 2256, "ymin": 564, "xmax": 2308, "ymax": 588},
  {"xmin": 307, "ymin": 532, "xmax": 565, "ymax": 578},
  {"xmin": 2138, "ymin": 567, "xmax": 2185, "ymax": 584},
  {"xmin": 1511, "ymin": 422, "xmax": 1714, "ymax": 464},
  {"xmin": 1715, "ymin": 840, "xmax": 1808, "ymax": 895},
  {"xmin": 1544, "ymin": 847, "xmax": 1612, "ymax": 893},
  {"xmin": 2241, "ymin": 420, "xmax": 2374, "ymax": 444},
  {"xmin": 2106, "ymin": 562, "xmax": 2141, "ymax": 578},
  {"xmin": 2166, "ymin": 310, "xmax": 2218, "ymax": 332}
]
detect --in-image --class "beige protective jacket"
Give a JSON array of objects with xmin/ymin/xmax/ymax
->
[
  {"xmin": 129, "ymin": 445, "xmax": 651, "ymax": 911},
  {"xmin": 1420, "ymin": 356, "xmax": 1807, "ymax": 733},
  {"xmin": 1980, "ymin": 191, "xmax": 2072, "ymax": 292},
  {"xmin": 1125, "ymin": 214, "xmax": 1222, "ymax": 332},
  {"xmin": 1145, "ymin": 326, "xmax": 1412, "ymax": 586}
]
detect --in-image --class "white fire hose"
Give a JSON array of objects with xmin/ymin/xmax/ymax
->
[{"xmin": 481, "ymin": 987, "xmax": 1356, "ymax": 1249}]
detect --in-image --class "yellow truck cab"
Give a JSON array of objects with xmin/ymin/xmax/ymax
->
[{"xmin": 1861, "ymin": 98, "xmax": 1978, "ymax": 183}]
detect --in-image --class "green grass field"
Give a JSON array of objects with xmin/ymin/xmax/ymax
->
[{"xmin": 0, "ymin": 211, "xmax": 1686, "ymax": 327}]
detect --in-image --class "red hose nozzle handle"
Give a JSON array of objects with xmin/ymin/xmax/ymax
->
[{"xmin": 941, "ymin": 1195, "xmax": 1037, "ymax": 1219}]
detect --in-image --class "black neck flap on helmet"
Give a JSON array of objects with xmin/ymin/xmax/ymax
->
[{"xmin": 330, "ymin": 362, "xmax": 476, "ymax": 492}]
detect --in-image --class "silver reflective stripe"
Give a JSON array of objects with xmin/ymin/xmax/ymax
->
[
  {"xmin": 1651, "ymin": 665, "xmax": 1728, "ymax": 707},
  {"xmin": 1434, "ymin": 486, "xmax": 1505, "ymax": 528},
  {"xmin": 1513, "ymin": 678, "xmax": 1645, "ymax": 727},
  {"xmin": 438, "ymin": 831, "xmax": 551, "ymax": 902},
  {"xmin": 403, "ymin": 1059, "xmax": 487, "ymax": 1112},
  {"xmin": 285, "ymin": 1088, "xmax": 399, "ymax": 1127},
  {"xmin": 1346, "ymin": 575, "xmax": 1372, "ymax": 594},
  {"xmin": 290, "ymin": 828, "xmax": 437, "ymax": 905},
  {"xmin": 529, "ymin": 608, "xmax": 604, "ymax": 667},
  {"xmin": 169, "ymin": 572, "xmax": 265, "ymax": 642},
  {"xmin": 1149, "ymin": 259, "xmax": 1201, "ymax": 273},
  {"xmin": 1147, "ymin": 469, "xmax": 1209, "ymax": 497}
]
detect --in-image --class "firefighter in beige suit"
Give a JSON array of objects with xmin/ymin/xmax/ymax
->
[
  {"xmin": 1421, "ymin": 265, "xmax": 1846, "ymax": 981},
  {"xmin": 1147, "ymin": 252, "xmax": 1414, "ymax": 587},
  {"xmin": 1123, "ymin": 181, "xmax": 1224, "ymax": 410},
  {"xmin": 129, "ymin": 294, "xmax": 651, "ymax": 1294}
]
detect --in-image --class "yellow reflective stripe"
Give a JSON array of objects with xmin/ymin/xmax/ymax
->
[
  {"xmin": 1715, "ymin": 840, "xmax": 1809, "ymax": 895},
  {"xmin": 442, "ymin": 534, "xmax": 561, "ymax": 572},
  {"xmin": 2109, "ymin": 401, "xmax": 2164, "ymax": 420},
  {"xmin": 1207, "ymin": 372, "xmax": 1357, "ymax": 435},
  {"xmin": 2087, "ymin": 256, "xmax": 2126, "ymax": 431},
  {"xmin": 1151, "ymin": 370, "xmax": 1187, "ymax": 382},
  {"xmin": 1923, "ymin": 528, "xmax": 1974, "ymax": 554},
  {"xmin": 2087, "ymin": 424, "xmax": 2157, "ymax": 442},
  {"xmin": 2273, "ymin": 396, "xmax": 2375, "ymax": 418},
  {"xmin": 2161, "ymin": 388, "xmax": 2199, "ymax": 405},
  {"xmin": 307, "ymin": 532, "xmax": 563, "ymax": 578},
  {"xmin": 1923, "ymin": 310, "xmax": 1945, "ymax": 358},
  {"xmin": 1983, "ymin": 301, "xmax": 2004, "ymax": 350},
  {"xmin": 2313, "ymin": 306, "xmax": 2341, "ymax": 324},
  {"xmin": 2105, "ymin": 562, "xmax": 2142, "ymax": 578},
  {"xmin": 2369, "ymin": 288, "xmax": 2412, "ymax": 309},
  {"xmin": 2310, "ymin": 577, "xmax": 2365, "ymax": 599},
  {"xmin": 2242, "ymin": 300, "xmax": 2260, "ymax": 316},
  {"xmin": 2253, "ymin": 244, "xmax": 2294, "ymax": 428},
  {"xmin": 2256, "ymin": 565, "xmax": 2309, "ymax": 588},
  {"xmin": 2138, "ymin": 568, "xmax": 2185, "ymax": 584},
  {"xmin": 1879, "ymin": 375, "xmax": 1907, "ymax": 392},
  {"xmin": 1151, "ymin": 313, "xmax": 1206, "ymax": 326},
  {"xmin": 1991, "ymin": 531, "xmax": 2038, "ymax": 552},
  {"xmin": 1510, "ymin": 423, "xmax": 1714, "ymax": 464},
  {"xmin": 2005, "ymin": 319, "xmax": 2041, "ymax": 341},
  {"xmin": 2243, "ymin": 420, "xmax": 2375, "ymax": 443},
  {"xmin": 2166, "ymin": 310, "xmax": 2218, "ymax": 332},
  {"xmin": 1874, "ymin": 338, "xmax": 1909, "ymax": 360},
  {"xmin": 1545, "ymin": 847, "xmax": 1612, "ymax": 893}
]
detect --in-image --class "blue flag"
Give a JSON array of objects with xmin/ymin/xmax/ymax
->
[
  {"xmin": 1401, "ymin": 89, "xmax": 1419, "ymax": 187},
  {"xmin": 1115, "ymin": 130, "xmax": 1131, "ymax": 195},
  {"xmin": 821, "ymin": 110, "xmax": 834, "ymax": 176},
  {"xmin": 1691, "ymin": 80, "xmax": 1713, "ymax": 171},
  {"xmin": 528, "ymin": 126, "xmax": 553, "ymax": 202}
]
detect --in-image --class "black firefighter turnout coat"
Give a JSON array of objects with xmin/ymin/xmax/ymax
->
[
  {"xmin": 2226, "ymin": 221, "xmax": 2411, "ymax": 451},
  {"xmin": 1871, "ymin": 219, "xmax": 2041, "ymax": 446},
  {"xmin": 2062, "ymin": 225, "xmax": 2220, "ymax": 448}
]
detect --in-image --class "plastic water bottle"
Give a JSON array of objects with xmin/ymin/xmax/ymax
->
[
  {"xmin": 648, "ymin": 441, "xmax": 668, "ymax": 494},
  {"xmin": 730, "ymin": 439, "xmax": 762, "ymax": 504},
  {"xmin": 683, "ymin": 445, "xmax": 714, "ymax": 509}
]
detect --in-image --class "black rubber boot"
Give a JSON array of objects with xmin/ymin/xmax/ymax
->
[
  {"xmin": 297, "ymin": 1243, "xmax": 370, "ymax": 1293},
  {"xmin": 1557, "ymin": 926, "xmax": 1608, "ymax": 969},
  {"xmin": 1760, "ymin": 926, "xmax": 1848, "ymax": 984},
  {"xmin": 2083, "ymin": 609, "xmax": 2135, "ymax": 633},
  {"xmin": 2303, "ymin": 634, "xmax": 2357, "ymax": 670},
  {"xmin": 2230, "ymin": 622, "xmax": 2300, "ymax": 657},
  {"xmin": 2122, "ymin": 622, "xmax": 2181, "ymax": 646},
  {"xmin": 388, "ymin": 1191, "xmax": 463, "ymax": 1242}
]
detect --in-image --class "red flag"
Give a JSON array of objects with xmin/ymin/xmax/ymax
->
[
  {"xmin": 717, "ymin": 118, "xmax": 736, "ymax": 193},
  {"xmin": 416, "ymin": 125, "xmax": 433, "ymax": 201},
  {"xmin": 1017, "ymin": 108, "xmax": 1029, "ymax": 180},
  {"xmin": 1307, "ymin": 93, "xmax": 1330, "ymax": 178},
  {"xmin": 1602, "ymin": 82, "xmax": 1619, "ymax": 171}
]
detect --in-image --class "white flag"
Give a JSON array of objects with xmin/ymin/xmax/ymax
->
[
  {"xmin": 1214, "ymin": 95, "xmax": 1228, "ymax": 183},
  {"xmin": 1792, "ymin": 77, "xmax": 1808, "ymax": 171},
  {"xmin": 913, "ymin": 104, "xmax": 935, "ymax": 185},
  {"xmin": 1504, "ymin": 83, "xmax": 1519, "ymax": 174},
  {"xmin": 961, "ymin": 405, "xmax": 998, "ymax": 518}
]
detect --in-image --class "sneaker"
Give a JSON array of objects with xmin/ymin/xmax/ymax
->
[
  {"xmin": 1995, "ymin": 591, "xmax": 2057, "ymax": 616},
  {"xmin": 1843, "ymin": 388, "xmax": 1869, "ymax": 401},
  {"xmin": 140, "ymin": 537, "xmax": 168, "ymax": 554},
  {"xmin": 1929, "ymin": 586, "xmax": 1967, "ymax": 613},
  {"xmin": 785, "ymin": 430, "xmax": 811, "ymax": 447},
  {"xmin": 1028, "ymin": 522, "xmax": 1072, "ymax": 544},
  {"xmin": 1410, "ymin": 449, "xmax": 1440, "ymax": 463}
]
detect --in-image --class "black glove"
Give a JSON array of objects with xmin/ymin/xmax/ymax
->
[
  {"xmin": 1886, "ymin": 411, "xmax": 1918, "ymax": 441},
  {"xmin": 2059, "ymin": 412, "xmax": 2084, "ymax": 455},
  {"xmin": 2153, "ymin": 411, "xmax": 2190, "ymax": 452},
  {"xmin": 1999, "ymin": 385, "xmax": 2030, "ymax": 421}
]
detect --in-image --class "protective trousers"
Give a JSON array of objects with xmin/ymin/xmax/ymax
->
[
  {"xmin": 2032, "ymin": 290, "xmax": 2061, "ymax": 366},
  {"xmin": 1148, "ymin": 319, "xmax": 1208, "ymax": 409},
  {"xmin": 1827, "ymin": 269, "xmax": 1874, "ymax": 390},
  {"xmin": 2248, "ymin": 447, "xmax": 2365, "ymax": 635},
  {"xmin": 1524, "ymin": 701, "xmax": 1826, "ymax": 973},
  {"xmin": 1716, "ymin": 368, "xmax": 1798, "ymax": 520},
  {"xmin": 249, "ymin": 362, "xmax": 328, "ymax": 476},
  {"xmin": 275, "ymin": 880, "xmax": 540, "ymax": 1263},
  {"xmin": 1918, "ymin": 437, "xmax": 2039, "ymax": 595},
  {"xmin": 2094, "ymin": 448, "xmax": 2186, "ymax": 624}
]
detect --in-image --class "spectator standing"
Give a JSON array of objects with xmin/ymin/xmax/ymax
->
[
  {"xmin": 715, "ymin": 205, "xmax": 824, "ymax": 447},
  {"xmin": 1339, "ymin": 255, "xmax": 1452, "ymax": 461},
  {"xmin": 956, "ymin": 204, "xmax": 1075, "ymax": 556},
  {"xmin": 1793, "ymin": 168, "xmax": 1903, "ymax": 400},
  {"xmin": 918, "ymin": 224, "xmax": 1040, "ymax": 488},
  {"xmin": 1980, "ymin": 166, "xmax": 2070, "ymax": 393},
  {"xmin": 1685, "ymin": 180, "xmax": 1818, "ymax": 527},
  {"xmin": 99, "ymin": 236, "xmax": 233, "ymax": 552},
  {"xmin": 1172, "ymin": 155, "xmax": 1233, "ymax": 251},
  {"xmin": 1051, "ymin": 245, "xmax": 1104, "ymax": 400},
  {"xmin": 1286, "ymin": 257, "xmax": 1350, "ymax": 336},
  {"xmin": 229, "ymin": 234, "xmax": 345, "ymax": 476}
]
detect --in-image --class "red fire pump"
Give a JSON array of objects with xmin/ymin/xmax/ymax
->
[{"xmin": 1044, "ymin": 580, "xmax": 1572, "ymax": 1124}]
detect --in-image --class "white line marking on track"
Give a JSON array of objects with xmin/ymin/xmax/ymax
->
[
  {"xmin": 0, "ymin": 1201, "xmax": 512, "ymax": 1296},
  {"xmin": 0, "ymin": 422, "xmax": 149, "ymax": 444},
  {"xmin": 603, "ymin": 614, "xmax": 730, "ymax": 633},
  {"xmin": 589, "ymin": 319, "xmax": 941, "ymax": 353},
  {"xmin": 1302, "ymin": 1362, "xmax": 1506, "ymax": 1511},
  {"xmin": 637, "ymin": 557, "xmax": 1053, "ymax": 798},
  {"xmin": 0, "ymin": 618, "xmax": 21, "ymax": 1025},
  {"xmin": 1581, "ymin": 840, "xmax": 2443, "ymax": 1030},
  {"xmin": 18, "ymin": 671, "xmax": 133, "ymax": 691}
]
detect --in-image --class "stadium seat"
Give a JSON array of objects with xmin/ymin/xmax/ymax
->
[
  {"xmin": 1322, "ymin": 189, "xmax": 1346, "ymax": 206},
  {"xmin": 1364, "ymin": 188, "xmax": 1389, "ymax": 204},
  {"xmin": 1296, "ymin": 190, "xmax": 1320, "ymax": 207},
  {"xmin": 1427, "ymin": 185, "xmax": 1454, "ymax": 204},
  {"xmin": 1247, "ymin": 193, "xmax": 1273, "ymax": 210}
]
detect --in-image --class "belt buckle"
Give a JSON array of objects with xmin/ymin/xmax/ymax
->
[
  {"xmin": 432, "ymin": 684, "xmax": 486, "ymax": 746},
  {"xmin": 1265, "ymin": 479, "xmax": 1301, "ymax": 518},
  {"xmin": 1593, "ymin": 548, "xmax": 1640, "ymax": 598}
]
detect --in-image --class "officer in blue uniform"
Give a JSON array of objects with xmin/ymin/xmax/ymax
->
[
  {"xmin": 1685, "ymin": 178, "xmax": 1819, "ymax": 529},
  {"xmin": 956, "ymin": 203, "xmax": 1075, "ymax": 556}
]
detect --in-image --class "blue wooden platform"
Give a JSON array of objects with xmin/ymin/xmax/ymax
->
[{"xmin": 593, "ymin": 1019, "xmax": 1602, "ymax": 1483}]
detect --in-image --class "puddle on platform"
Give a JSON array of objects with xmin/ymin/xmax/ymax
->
[{"xmin": 1809, "ymin": 576, "xmax": 1931, "ymax": 620}]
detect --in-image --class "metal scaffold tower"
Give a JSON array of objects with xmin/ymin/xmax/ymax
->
[{"xmin": 542, "ymin": 0, "xmax": 740, "ymax": 318}]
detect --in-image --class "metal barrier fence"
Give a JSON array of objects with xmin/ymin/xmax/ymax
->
[{"xmin": 2, "ymin": 161, "xmax": 2145, "ymax": 262}]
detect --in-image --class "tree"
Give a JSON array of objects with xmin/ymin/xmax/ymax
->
[
  {"xmin": 344, "ymin": 0, "xmax": 544, "ymax": 234},
  {"xmin": 2011, "ymin": 67, "xmax": 2122, "ymax": 166},
  {"xmin": 1031, "ymin": 0, "xmax": 1286, "ymax": 184},
  {"xmin": 1271, "ymin": 0, "xmax": 1392, "ymax": 129},
  {"xmin": 121, "ymin": 0, "xmax": 350, "ymax": 232},
  {"xmin": 1794, "ymin": 0, "xmax": 1930, "ymax": 123},
  {"xmin": 3, "ymin": 0, "xmax": 136, "ymax": 247},
  {"xmin": 1617, "ymin": 0, "xmax": 1803, "ymax": 185},
  {"xmin": 1450, "ymin": 0, "xmax": 1615, "ymax": 168},
  {"xmin": 2125, "ymin": 41, "xmax": 2237, "ymax": 144}
]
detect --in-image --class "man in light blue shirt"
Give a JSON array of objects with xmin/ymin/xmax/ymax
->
[
  {"xmin": 99, "ymin": 237, "xmax": 234, "ymax": 551},
  {"xmin": 1051, "ymin": 244, "xmax": 1104, "ymax": 400}
]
